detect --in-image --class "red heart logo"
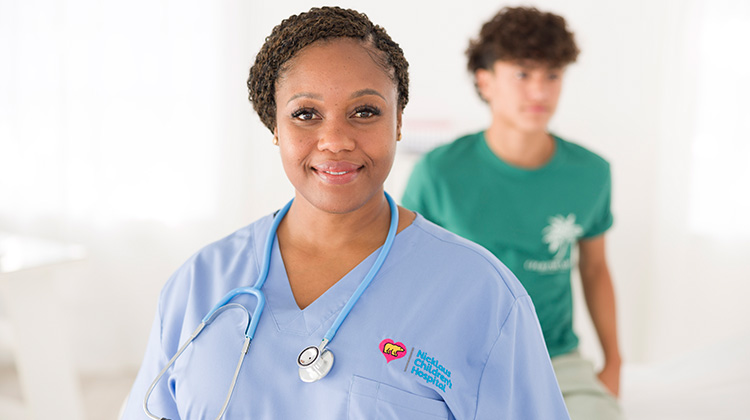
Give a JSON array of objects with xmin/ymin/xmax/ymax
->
[{"xmin": 379, "ymin": 339, "xmax": 407, "ymax": 363}]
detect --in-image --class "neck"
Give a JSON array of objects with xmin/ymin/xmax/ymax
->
[
  {"xmin": 484, "ymin": 120, "xmax": 555, "ymax": 168},
  {"xmin": 277, "ymin": 193, "xmax": 393, "ymax": 253}
]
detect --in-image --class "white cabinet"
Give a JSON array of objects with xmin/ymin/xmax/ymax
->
[{"xmin": 0, "ymin": 234, "xmax": 86, "ymax": 420}]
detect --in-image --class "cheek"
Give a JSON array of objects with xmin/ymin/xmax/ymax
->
[
  {"xmin": 492, "ymin": 83, "xmax": 520, "ymax": 109},
  {"xmin": 552, "ymin": 84, "xmax": 563, "ymax": 101},
  {"xmin": 278, "ymin": 148, "xmax": 294, "ymax": 177},
  {"xmin": 281, "ymin": 143, "xmax": 307, "ymax": 166},
  {"xmin": 379, "ymin": 140, "xmax": 398, "ymax": 169},
  {"xmin": 542, "ymin": 85, "xmax": 561, "ymax": 109},
  {"xmin": 278, "ymin": 142, "xmax": 307, "ymax": 178},
  {"xmin": 277, "ymin": 123, "xmax": 312, "ymax": 156}
]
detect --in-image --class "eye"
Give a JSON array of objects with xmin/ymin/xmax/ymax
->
[
  {"xmin": 352, "ymin": 105, "xmax": 381, "ymax": 119},
  {"xmin": 547, "ymin": 72, "xmax": 560, "ymax": 81},
  {"xmin": 291, "ymin": 107, "xmax": 319, "ymax": 121},
  {"xmin": 514, "ymin": 71, "xmax": 528, "ymax": 80}
]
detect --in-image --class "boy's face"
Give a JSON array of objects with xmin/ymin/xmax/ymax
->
[{"xmin": 476, "ymin": 60, "xmax": 564, "ymax": 134}]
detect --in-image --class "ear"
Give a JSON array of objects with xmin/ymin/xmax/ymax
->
[{"xmin": 475, "ymin": 68, "xmax": 493, "ymax": 102}]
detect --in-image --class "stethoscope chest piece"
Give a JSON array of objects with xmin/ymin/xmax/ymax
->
[{"xmin": 297, "ymin": 345, "xmax": 334, "ymax": 383}]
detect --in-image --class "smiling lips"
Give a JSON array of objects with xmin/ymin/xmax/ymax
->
[
  {"xmin": 312, "ymin": 161, "xmax": 362, "ymax": 185},
  {"xmin": 527, "ymin": 105, "xmax": 548, "ymax": 113}
]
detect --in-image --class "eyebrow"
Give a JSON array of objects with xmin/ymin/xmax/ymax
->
[
  {"xmin": 352, "ymin": 89, "xmax": 386, "ymax": 101},
  {"xmin": 287, "ymin": 92, "xmax": 322, "ymax": 104},
  {"xmin": 515, "ymin": 60, "xmax": 562, "ymax": 71},
  {"xmin": 286, "ymin": 89, "xmax": 387, "ymax": 105}
]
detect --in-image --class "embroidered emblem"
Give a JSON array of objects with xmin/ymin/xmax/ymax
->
[{"xmin": 379, "ymin": 339, "xmax": 407, "ymax": 363}]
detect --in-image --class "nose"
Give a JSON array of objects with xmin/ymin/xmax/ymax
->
[
  {"xmin": 317, "ymin": 118, "xmax": 356, "ymax": 153},
  {"xmin": 528, "ymin": 76, "xmax": 550, "ymax": 101}
]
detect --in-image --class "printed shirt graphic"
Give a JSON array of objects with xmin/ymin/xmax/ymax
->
[
  {"xmin": 402, "ymin": 132, "xmax": 613, "ymax": 357},
  {"xmin": 524, "ymin": 214, "xmax": 584, "ymax": 273}
]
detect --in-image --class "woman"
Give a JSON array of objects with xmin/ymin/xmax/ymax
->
[{"xmin": 122, "ymin": 7, "xmax": 568, "ymax": 419}]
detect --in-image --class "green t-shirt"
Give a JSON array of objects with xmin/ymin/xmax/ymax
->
[{"xmin": 402, "ymin": 131, "xmax": 613, "ymax": 357}]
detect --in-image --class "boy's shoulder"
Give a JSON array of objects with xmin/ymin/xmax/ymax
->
[
  {"xmin": 420, "ymin": 132, "xmax": 484, "ymax": 168},
  {"xmin": 554, "ymin": 134, "xmax": 610, "ymax": 171}
]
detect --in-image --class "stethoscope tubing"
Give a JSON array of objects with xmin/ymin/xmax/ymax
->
[
  {"xmin": 200, "ymin": 197, "xmax": 293, "ymax": 339},
  {"xmin": 143, "ymin": 303, "xmax": 251, "ymax": 420},
  {"xmin": 323, "ymin": 193, "xmax": 398, "ymax": 342},
  {"xmin": 143, "ymin": 192, "xmax": 398, "ymax": 419}
]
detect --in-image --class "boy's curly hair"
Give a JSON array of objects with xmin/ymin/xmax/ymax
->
[
  {"xmin": 466, "ymin": 6, "xmax": 579, "ymax": 72},
  {"xmin": 247, "ymin": 6, "xmax": 409, "ymax": 133}
]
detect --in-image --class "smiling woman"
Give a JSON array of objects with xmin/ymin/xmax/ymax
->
[
  {"xmin": 275, "ymin": 39, "xmax": 401, "ymax": 217},
  {"xmin": 273, "ymin": 38, "xmax": 406, "ymax": 310},
  {"xmin": 120, "ymin": 7, "xmax": 569, "ymax": 420}
]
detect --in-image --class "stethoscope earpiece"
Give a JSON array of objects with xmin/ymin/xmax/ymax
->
[{"xmin": 297, "ymin": 344, "xmax": 334, "ymax": 383}]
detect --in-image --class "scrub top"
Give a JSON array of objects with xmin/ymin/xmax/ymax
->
[{"xmin": 122, "ymin": 212, "xmax": 570, "ymax": 419}]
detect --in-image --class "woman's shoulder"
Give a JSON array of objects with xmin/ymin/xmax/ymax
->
[
  {"xmin": 198, "ymin": 215, "xmax": 272, "ymax": 261},
  {"xmin": 378, "ymin": 214, "xmax": 532, "ymax": 348},
  {"xmin": 399, "ymin": 214, "xmax": 528, "ymax": 300},
  {"xmin": 159, "ymin": 214, "xmax": 274, "ymax": 298}
]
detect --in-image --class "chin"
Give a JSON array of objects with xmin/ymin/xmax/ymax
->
[
  {"xmin": 519, "ymin": 120, "xmax": 551, "ymax": 133},
  {"xmin": 302, "ymin": 191, "xmax": 373, "ymax": 215}
]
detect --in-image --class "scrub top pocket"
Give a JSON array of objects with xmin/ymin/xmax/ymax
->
[{"xmin": 348, "ymin": 375, "xmax": 452, "ymax": 420}]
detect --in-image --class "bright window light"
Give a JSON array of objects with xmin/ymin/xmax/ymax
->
[{"xmin": 688, "ymin": 2, "xmax": 750, "ymax": 237}]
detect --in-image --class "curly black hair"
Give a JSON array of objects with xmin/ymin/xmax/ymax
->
[
  {"xmin": 247, "ymin": 6, "xmax": 409, "ymax": 133},
  {"xmin": 466, "ymin": 6, "xmax": 579, "ymax": 73}
]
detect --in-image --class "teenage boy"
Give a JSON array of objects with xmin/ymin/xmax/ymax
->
[{"xmin": 402, "ymin": 7, "xmax": 622, "ymax": 419}]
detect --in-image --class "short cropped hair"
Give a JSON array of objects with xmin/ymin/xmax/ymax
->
[
  {"xmin": 247, "ymin": 6, "xmax": 409, "ymax": 133},
  {"xmin": 466, "ymin": 6, "xmax": 579, "ymax": 73}
]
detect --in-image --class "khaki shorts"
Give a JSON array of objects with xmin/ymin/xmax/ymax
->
[{"xmin": 552, "ymin": 351, "xmax": 623, "ymax": 420}]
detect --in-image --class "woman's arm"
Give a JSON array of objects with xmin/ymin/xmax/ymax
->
[{"xmin": 474, "ymin": 295, "xmax": 570, "ymax": 419}]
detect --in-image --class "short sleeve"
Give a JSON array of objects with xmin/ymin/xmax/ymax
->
[
  {"xmin": 402, "ymin": 156, "xmax": 441, "ymax": 225},
  {"xmin": 583, "ymin": 166, "xmax": 614, "ymax": 239},
  {"xmin": 121, "ymin": 267, "xmax": 192, "ymax": 420},
  {"xmin": 121, "ymin": 309, "xmax": 182, "ymax": 420},
  {"xmin": 474, "ymin": 295, "xmax": 570, "ymax": 419}
]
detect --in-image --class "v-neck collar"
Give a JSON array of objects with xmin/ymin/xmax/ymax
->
[{"xmin": 263, "ymin": 235, "xmax": 382, "ymax": 337}]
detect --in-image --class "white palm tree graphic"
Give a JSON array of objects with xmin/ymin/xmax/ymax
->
[{"xmin": 542, "ymin": 214, "xmax": 583, "ymax": 260}]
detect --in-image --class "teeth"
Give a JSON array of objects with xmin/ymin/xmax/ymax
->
[{"xmin": 324, "ymin": 171, "xmax": 347, "ymax": 175}]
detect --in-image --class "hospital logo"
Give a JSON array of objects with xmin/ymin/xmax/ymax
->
[
  {"xmin": 410, "ymin": 349, "xmax": 453, "ymax": 393},
  {"xmin": 379, "ymin": 339, "xmax": 407, "ymax": 363},
  {"xmin": 524, "ymin": 213, "xmax": 583, "ymax": 273}
]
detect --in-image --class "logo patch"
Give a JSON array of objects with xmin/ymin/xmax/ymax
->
[{"xmin": 379, "ymin": 339, "xmax": 407, "ymax": 363}]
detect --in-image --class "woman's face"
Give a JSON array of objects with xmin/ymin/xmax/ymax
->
[{"xmin": 274, "ymin": 38, "xmax": 401, "ymax": 215}]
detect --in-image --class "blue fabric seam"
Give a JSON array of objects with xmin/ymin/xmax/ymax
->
[
  {"xmin": 411, "ymin": 218, "xmax": 524, "ymax": 300},
  {"xmin": 471, "ymin": 296, "xmax": 525, "ymax": 420}
]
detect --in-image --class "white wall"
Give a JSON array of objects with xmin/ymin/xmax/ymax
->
[{"xmin": 1, "ymin": 0, "xmax": 749, "ymax": 378}]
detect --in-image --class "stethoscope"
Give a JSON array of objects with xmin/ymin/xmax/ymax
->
[{"xmin": 143, "ymin": 192, "xmax": 399, "ymax": 420}]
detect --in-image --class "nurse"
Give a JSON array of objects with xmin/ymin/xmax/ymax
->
[{"xmin": 122, "ymin": 7, "xmax": 570, "ymax": 419}]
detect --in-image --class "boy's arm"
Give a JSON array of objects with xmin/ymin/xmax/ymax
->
[{"xmin": 578, "ymin": 234, "xmax": 621, "ymax": 396}]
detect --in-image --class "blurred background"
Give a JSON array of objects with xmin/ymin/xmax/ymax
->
[{"xmin": 1, "ymin": 0, "xmax": 748, "ymax": 418}]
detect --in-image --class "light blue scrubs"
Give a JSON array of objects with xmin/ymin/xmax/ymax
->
[{"xmin": 123, "ymin": 213, "xmax": 570, "ymax": 419}]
